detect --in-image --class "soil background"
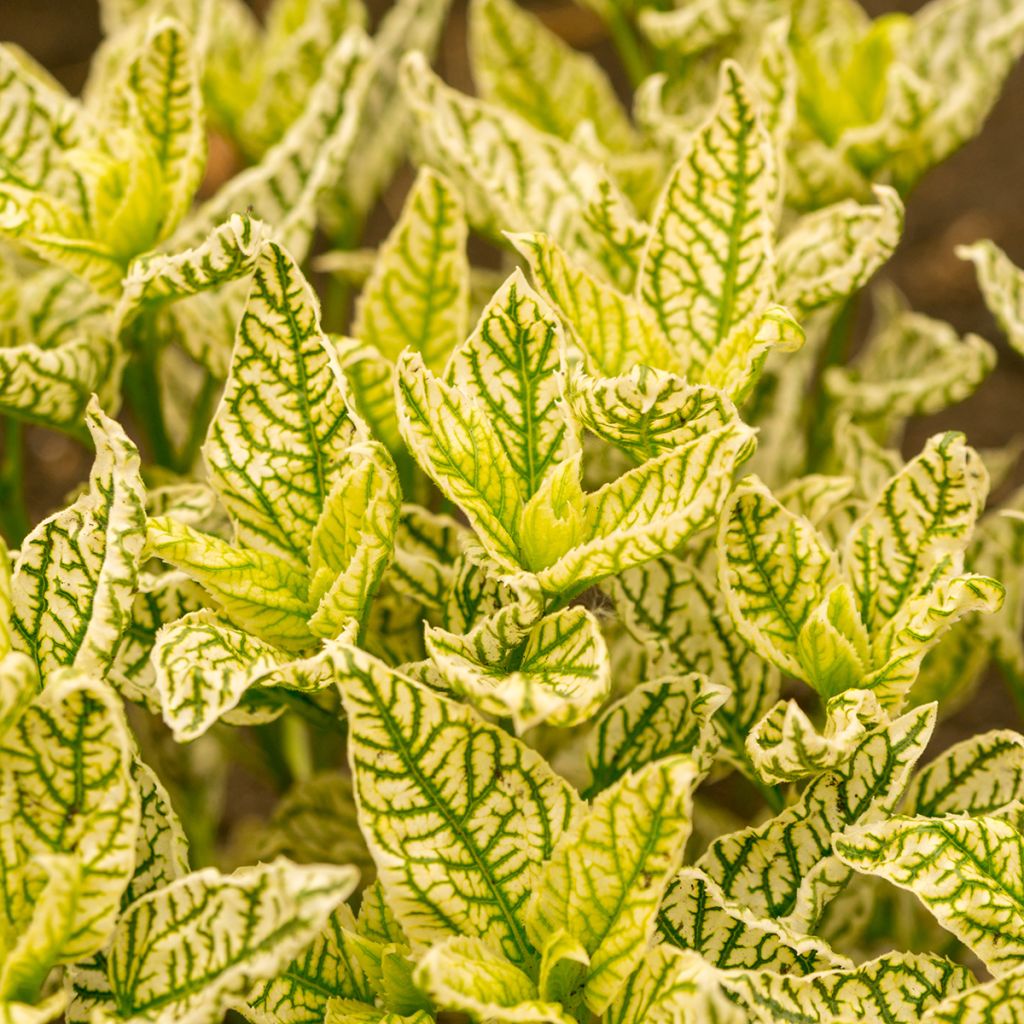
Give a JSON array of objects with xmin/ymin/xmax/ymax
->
[{"xmin": 6, "ymin": 0, "xmax": 1024, "ymax": 747}]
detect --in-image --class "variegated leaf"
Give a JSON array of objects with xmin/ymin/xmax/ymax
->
[
  {"xmin": 920, "ymin": 964, "xmax": 1024, "ymax": 1023},
  {"xmin": 146, "ymin": 519, "xmax": 315, "ymax": 651},
  {"xmin": 426, "ymin": 604, "xmax": 610, "ymax": 732},
  {"xmin": 720, "ymin": 950, "xmax": 971, "ymax": 1023},
  {"xmin": 845, "ymin": 431, "xmax": 988, "ymax": 637},
  {"xmin": 447, "ymin": 270, "xmax": 576, "ymax": 498},
  {"xmin": 776, "ymin": 186, "xmax": 903, "ymax": 314},
  {"xmin": 469, "ymin": 0, "xmax": 634, "ymax": 151},
  {"xmin": 0, "ymin": 672, "xmax": 139, "ymax": 962},
  {"xmin": 204, "ymin": 242, "xmax": 361, "ymax": 569},
  {"xmin": 824, "ymin": 289, "xmax": 996, "ymax": 437},
  {"xmin": 611, "ymin": 557, "xmax": 781, "ymax": 773},
  {"xmin": 396, "ymin": 350, "xmax": 523, "ymax": 570},
  {"xmin": 107, "ymin": 569, "xmax": 209, "ymax": 712},
  {"xmin": 837, "ymin": 814, "xmax": 1024, "ymax": 976},
  {"xmin": 637, "ymin": 61, "xmax": 776, "ymax": 378},
  {"xmin": 307, "ymin": 442, "xmax": 401, "ymax": 639},
  {"xmin": 565, "ymin": 365, "xmax": 737, "ymax": 464},
  {"xmin": 352, "ymin": 168, "xmax": 468, "ymax": 372},
  {"xmin": 173, "ymin": 28, "xmax": 373, "ymax": 258},
  {"xmin": 334, "ymin": 643, "xmax": 580, "ymax": 966},
  {"xmin": 959, "ymin": 238, "xmax": 1024, "ymax": 356},
  {"xmin": 11, "ymin": 401, "xmax": 145, "ymax": 678},
  {"xmin": 658, "ymin": 868, "xmax": 848, "ymax": 975},
  {"xmin": 400, "ymin": 51, "xmax": 605, "ymax": 252},
  {"xmin": 510, "ymin": 231, "xmax": 682, "ymax": 377},
  {"xmin": 585, "ymin": 674, "xmax": 725, "ymax": 796},
  {"xmin": 414, "ymin": 936, "xmax": 575, "ymax": 1024},
  {"xmin": 906, "ymin": 730, "xmax": 1024, "ymax": 817},
  {"xmin": 536, "ymin": 422, "xmax": 754, "ymax": 598},
  {"xmin": 527, "ymin": 756, "xmax": 698, "ymax": 1014},
  {"xmin": 747, "ymin": 689, "xmax": 885, "ymax": 784},
  {"xmin": 106, "ymin": 859, "xmax": 359, "ymax": 1024},
  {"xmin": 246, "ymin": 908, "xmax": 374, "ymax": 1024},
  {"xmin": 698, "ymin": 702, "xmax": 935, "ymax": 929}
]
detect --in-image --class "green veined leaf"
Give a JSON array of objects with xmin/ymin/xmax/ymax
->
[
  {"xmin": 118, "ymin": 213, "xmax": 268, "ymax": 324},
  {"xmin": 425, "ymin": 604, "xmax": 610, "ymax": 732},
  {"xmin": 204, "ymin": 242, "xmax": 361, "ymax": 569},
  {"xmin": 720, "ymin": 950, "xmax": 971, "ymax": 1023},
  {"xmin": 611, "ymin": 557, "xmax": 781, "ymax": 773},
  {"xmin": 638, "ymin": 0, "xmax": 746, "ymax": 58},
  {"xmin": 400, "ymin": 51, "xmax": 605, "ymax": 253},
  {"xmin": 0, "ymin": 262, "xmax": 120, "ymax": 432},
  {"xmin": 0, "ymin": 44, "xmax": 83, "ymax": 199},
  {"xmin": 449, "ymin": 269, "xmax": 576, "ymax": 499},
  {"xmin": 0, "ymin": 652, "xmax": 36, "ymax": 743},
  {"xmin": 605, "ymin": 943, "xmax": 740, "ymax": 1024},
  {"xmin": 107, "ymin": 569, "xmax": 209, "ymax": 712},
  {"xmin": 0, "ymin": 855, "xmax": 83, "ymax": 1005},
  {"xmin": 395, "ymin": 350, "xmax": 523, "ymax": 570},
  {"xmin": 117, "ymin": 17, "xmax": 205, "ymax": 238},
  {"xmin": 878, "ymin": 0, "xmax": 1024, "ymax": 191},
  {"xmin": 824, "ymin": 288, "xmax": 996, "ymax": 436},
  {"xmin": 776, "ymin": 186, "xmax": 903, "ymax": 314},
  {"xmin": 527, "ymin": 756, "xmax": 698, "ymax": 1014},
  {"xmin": 920, "ymin": 963, "xmax": 1024, "ymax": 1023},
  {"xmin": 746, "ymin": 689, "xmax": 885, "ymax": 784},
  {"xmin": 413, "ymin": 936, "xmax": 575, "ymax": 1024},
  {"xmin": 106, "ymin": 859, "xmax": 359, "ymax": 1024},
  {"xmin": 246, "ymin": 908, "xmax": 374, "ymax": 1024},
  {"xmin": 353, "ymin": 168, "xmax": 468, "ymax": 372},
  {"xmin": 260, "ymin": 772, "xmax": 374, "ymax": 880},
  {"xmin": 0, "ymin": 672, "xmax": 140, "ymax": 962},
  {"xmin": 146, "ymin": 519, "xmax": 315, "ymax": 651},
  {"xmin": 584, "ymin": 674, "xmax": 725, "ymax": 797},
  {"xmin": 637, "ymin": 61, "xmax": 776, "ymax": 377},
  {"xmin": 152, "ymin": 610, "xmax": 289, "ymax": 741},
  {"xmin": 510, "ymin": 231, "xmax": 682, "ymax": 377},
  {"xmin": 845, "ymin": 431, "xmax": 988, "ymax": 636},
  {"xmin": 698, "ymin": 304, "xmax": 804, "ymax": 402},
  {"xmin": 905, "ymin": 730, "xmax": 1024, "ymax": 817},
  {"xmin": 334, "ymin": 643, "xmax": 580, "ymax": 967},
  {"xmin": 775, "ymin": 474, "xmax": 857, "ymax": 527},
  {"xmin": 0, "ymin": 992, "xmax": 66, "ymax": 1024},
  {"xmin": 565, "ymin": 365, "xmax": 737, "ymax": 464},
  {"xmin": 387, "ymin": 505, "xmax": 466, "ymax": 613},
  {"xmin": 11, "ymin": 400, "xmax": 145, "ymax": 678},
  {"xmin": 717, "ymin": 475, "xmax": 845, "ymax": 683},
  {"xmin": 537, "ymin": 421, "xmax": 754, "ymax": 598},
  {"xmin": 837, "ymin": 814, "xmax": 1024, "ymax": 976},
  {"xmin": 698, "ymin": 702, "xmax": 935, "ymax": 929},
  {"xmin": 658, "ymin": 868, "xmax": 848, "ymax": 975},
  {"xmin": 307, "ymin": 441, "xmax": 401, "ymax": 639},
  {"xmin": 469, "ymin": 0, "xmax": 634, "ymax": 151},
  {"xmin": 172, "ymin": 28, "xmax": 373, "ymax": 258},
  {"xmin": 328, "ymin": 0, "xmax": 453, "ymax": 233},
  {"xmin": 577, "ymin": 178, "xmax": 649, "ymax": 292},
  {"xmin": 959, "ymin": 238, "xmax": 1024, "ymax": 357},
  {"xmin": 126, "ymin": 757, "xmax": 189, "ymax": 902},
  {"xmin": 234, "ymin": 0, "xmax": 367, "ymax": 160}
]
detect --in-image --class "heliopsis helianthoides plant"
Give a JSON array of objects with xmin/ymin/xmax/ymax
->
[{"xmin": 6, "ymin": 0, "xmax": 1024, "ymax": 1021}]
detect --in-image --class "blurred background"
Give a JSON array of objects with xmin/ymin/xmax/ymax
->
[{"xmin": 6, "ymin": 0, "xmax": 1024, "ymax": 749}]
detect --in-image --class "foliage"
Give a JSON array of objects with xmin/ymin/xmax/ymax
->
[{"xmin": 2, "ymin": 0, "xmax": 1024, "ymax": 1022}]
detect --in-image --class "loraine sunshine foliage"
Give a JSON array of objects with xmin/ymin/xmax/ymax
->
[{"xmin": 3, "ymin": 0, "xmax": 1024, "ymax": 1022}]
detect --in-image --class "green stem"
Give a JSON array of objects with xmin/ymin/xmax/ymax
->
[
  {"xmin": 805, "ymin": 296, "xmax": 858, "ymax": 472},
  {"xmin": 125, "ymin": 340, "xmax": 175, "ymax": 470},
  {"xmin": 0, "ymin": 419, "xmax": 29, "ymax": 546},
  {"xmin": 177, "ymin": 370, "xmax": 220, "ymax": 473},
  {"xmin": 606, "ymin": 8, "xmax": 652, "ymax": 88}
]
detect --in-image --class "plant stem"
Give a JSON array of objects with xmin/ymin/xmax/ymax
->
[
  {"xmin": 125, "ymin": 340, "xmax": 176, "ymax": 470},
  {"xmin": 177, "ymin": 370, "xmax": 221, "ymax": 473},
  {"xmin": 606, "ymin": 8, "xmax": 652, "ymax": 89},
  {"xmin": 0, "ymin": 418, "xmax": 29, "ymax": 546},
  {"xmin": 805, "ymin": 296, "xmax": 858, "ymax": 471}
]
